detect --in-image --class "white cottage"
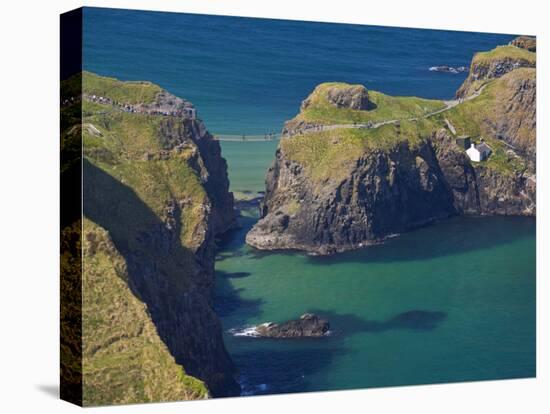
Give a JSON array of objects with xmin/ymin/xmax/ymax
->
[{"xmin": 466, "ymin": 142, "xmax": 492, "ymax": 162}]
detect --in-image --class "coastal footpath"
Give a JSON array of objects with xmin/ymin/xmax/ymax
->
[
  {"xmin": 61, "ymin": 72, "xmax": 239, "ymax": 405},
  {"xmin": 246, "ymin": 37, "xmax": 536, "ymax": 255}
]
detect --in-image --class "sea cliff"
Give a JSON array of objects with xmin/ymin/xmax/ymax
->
[
  {"xmin": 61, "ymin": 72, "xmax": 239, "ymax": 405},
  {"xmin": 246, "ymin": 38, "xmax": 536, "ymax": 255}
]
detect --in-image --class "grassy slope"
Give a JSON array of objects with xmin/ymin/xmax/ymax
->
[
  {"xmin": 82, "ymin": 71, "xmax": 162, "ymax": 104},
  {"xmin": 473, "ymin": 45, "xmax": 536, "ymax": 65},
  {"xmin": 82, "ymin": 219, "xmax": 208, "ymax": 406},
  {"xmin": 62, "ymin": 72, "xmax": 212, "ymax": 404},
  {"xmin": 80, "ymin": 95, "xmax": 208, "ymax": 249},
  {"xmin": 281, "ymin": 119, "xmax": 432, "ymax": 183},
  {"xmin": 439, "ymin": 68, "xmax": 533, "ymax": 176},
  {"xmin": 458, "ymin": 45, "xmax": 536, "ymax": 97},
  {"xmin": 282, "ymin": 71, "xmax": 532, "ymax": 184},
  {"xmin": 293, "ymin": 82, "xmax": 446, "ymax": 125}
]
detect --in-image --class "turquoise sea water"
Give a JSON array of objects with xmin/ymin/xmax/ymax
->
[
  {"xmin": 219, "ymin": 141, "xmax": 279, "ymax": 195},
  {"xmin": 217, "ymin": 143, "xmax": 535, "ymax": 394},
  {"xmin": 82, "ymin": 8, "xmax": 535, "ymax": 396},
  {"xmin": 216, "ymin": 211, "xmax": 535, "ymax": 395}
]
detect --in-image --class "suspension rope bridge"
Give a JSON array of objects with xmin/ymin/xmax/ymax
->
[
  {"xmin": 210, "ymin": 86, "xmax": 487, "ymax": 143},
  {"xmin": 212, "ymin": 133, "xmax": 282, "ymax": 142}
]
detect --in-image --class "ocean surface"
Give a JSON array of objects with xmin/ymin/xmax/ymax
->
[
  {"xmin": 83, "ymin": 7, "xmax": 516, "ymax": 135},
  {"xmin": 82, "ymin": 7, "xmax": 535, "ymax": 396}
]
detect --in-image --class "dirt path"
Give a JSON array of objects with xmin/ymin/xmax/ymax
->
[
  {"xmin": 297, "ymin": 84, "xmax": 487, "ymax": 135},
  {"xmin": 214, "ymin": 85, "xmax": 487, "ymax": 141}
]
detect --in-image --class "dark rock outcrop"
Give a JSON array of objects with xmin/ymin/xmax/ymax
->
[
  {"xmin": 325, "ymin": 84, "xmax": 374, "ymax": 110},
  {"xmin": 255, "ymin": 314, "xmax": 330, "ymax": 338},
  {"xmin": 456, "ymin": 44, "xmax": 535, "ymax": 99},
  {"xmin": 301, "ymin": 84, "xmax": 375, "ymax": 112},
  {"xmin": 247, "ymin": 140, "xmax": 458, "ymax": 255},
  {"xmin": 510, "ymin": 35, "xmax": 536, "ymax": 52},
  {"xmin": 156, "ymin": 116, "xmax": 236, "ymax": 236},
  {"xmin": 429, "ymin": 65, "xmax": 468, "ymax": 74}
]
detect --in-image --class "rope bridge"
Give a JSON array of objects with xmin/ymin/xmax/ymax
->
[{"xmin": 212, "ymin": 133, "xmax": 282, "ymax": 142}]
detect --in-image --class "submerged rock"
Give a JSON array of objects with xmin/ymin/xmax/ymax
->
[
  {"xmin": 429, "ymin": 65, "xmax": 468, "ymax": 74},
  {"xmin": 255, "ymin": 313, "xmax": 330, "ymax": 338}
]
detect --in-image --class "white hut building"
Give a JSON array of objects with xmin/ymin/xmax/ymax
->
[{"xmin": 466, "ymin": 142, "xmax": 492, "ymax": 162}]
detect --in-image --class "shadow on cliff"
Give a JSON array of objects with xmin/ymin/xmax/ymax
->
[
  {"xmin": 82, "ymin": 159, "xmax": 239, "ymax": 397},
  {"xmin": 308, "ymin": 215, "xmax": 535, "ymax": 265}
]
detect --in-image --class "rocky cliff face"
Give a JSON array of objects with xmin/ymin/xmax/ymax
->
[
  {"xmin": 510, "ymin": 35, "xmax": 536, "ymax": 52},
  {"xmin": 248, "ymin": 139, "xmax": 456, "ymax": 254},
  {"xmin": 248, "ymin": 130, "xmax": 534, "ymax": 255},
  {"xmin": 456, "ymin": 38, "xmax": 536, "ymax": 99},
  {"xmin": 62, "ymin": 72, "xmax": 240, "ymax": 404},
  {"xmin": 481, "ymin": 68, "xmax": 536, "ymax": 164},
  {"xmin": 432, "ymin": 129, "xmax": 535, "ymax": 215},
  {"xmin": 247, "ymin": 43, "xmax": 536, "ymax": 255}
]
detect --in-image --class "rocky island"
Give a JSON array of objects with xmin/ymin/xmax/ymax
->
[
  {"xmin": 61, "ymin": 72, "xmax": 239, "ymax": 405},
  {"xmin": 253, "ymin": 314, "xmax": 330, "ymax": 338},
  {"xmin": 246, "ymin": 37, "xmax": 536, "ymax": 255}
]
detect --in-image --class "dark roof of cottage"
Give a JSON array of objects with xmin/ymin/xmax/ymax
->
[{"xmin": 476, "ymin": 142, "xmax": 492, "ymax": 153}]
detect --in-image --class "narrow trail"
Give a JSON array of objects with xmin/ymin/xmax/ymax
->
[
  {"xmin": 294, "ymin": 84, "xmax": 487, "ymax": 136},
  {"xmin": 213, "ymin": 85, "xmax": 487, "ymax": 141}
]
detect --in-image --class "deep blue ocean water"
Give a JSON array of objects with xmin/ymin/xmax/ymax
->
[
  {"xmin": 83, "ymin": 7, "xmax": 515, "ymax": 135},
  {"xmin": 82, "ymin": 7, "xmax": 534, "ymax": 397}
]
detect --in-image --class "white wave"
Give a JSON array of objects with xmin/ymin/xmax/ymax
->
[{"xmin": 228, "ymin": 325, "xmax": 262, "ymax": 337}]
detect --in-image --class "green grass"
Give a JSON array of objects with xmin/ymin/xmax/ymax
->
[
  {"xmin": 472, "ymin": 45, "xmax": 536, "ymax": 66},
  {"xmin": 283, "ymin": 67, "xmax": 534, "ymax": 183},
  {"xmin": 81, "ymin": 101, "xmax": 209, "ymax": 249},
  {"xmin": 293, "ymin": 82, "xmax": 446, "ymax": 126},
  {"xmin": 484, "ymin": 138, "xmax": 528, "ymax": 176},
  {"xmin": 62, "ymin": 71, "xmax": 218, "ymax": 405},
  {"xmin": 281, "ymin": 119, "xmax": 433, "ymax": 184},
  {"xmin": 83, "ymin": 111, "xmax": 163, "ymax": 160},
  {"xmin": 438, "ymin": 67, "xmax": 534, "ymax": 175},
  {"xmin": 82, "ymin": 71, "xmax": 163, "ymax": 104},
  {"xmin": 81, "ymin": 219, "xmax": 208, "ymax": 406}
]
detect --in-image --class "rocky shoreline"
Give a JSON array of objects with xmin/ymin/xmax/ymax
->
[{"xmin": 246, "ymin": 37, "xmax": 536, "ymax": 256}]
